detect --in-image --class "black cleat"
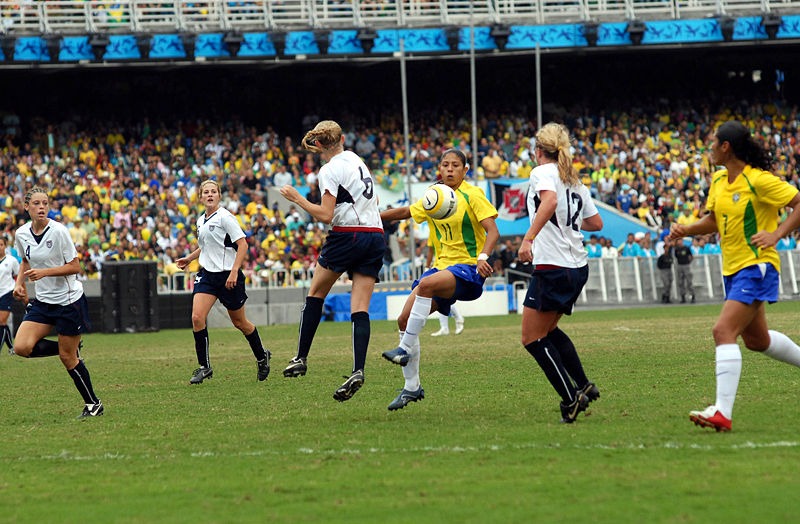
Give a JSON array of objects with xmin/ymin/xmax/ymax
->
[
  {"xmin": 77, "ymin": 400, "xmax": 104, "ymax": 418},
  {"xmin": 579, "ymin": 382, "xmax": 600, "ymax": 404},
  {"xmin": 283, "ymin": 357, "xmax": 307, "ymax": 378},
  {"xmin": 388, "ymin": 387, "xmax": 425, "ymax": 411},
  {"xmin": 333, "ymin": 369, "xmax": 364, "ymax": 402},
  {"xmin": 559, "ymin": 392, "xmax": 589, "ymax": 424},
  {"xmin": 257, "ymin": 351, "xmax": 271, "ymax": 381},
  {"xmin": 189, "ymin": 366, "xmax": 213, "ymax": 384}
]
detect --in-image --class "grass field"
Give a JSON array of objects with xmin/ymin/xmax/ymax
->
[{"xmin": 2, "ymin": 301, "xmax": 800, "ymax": 523}]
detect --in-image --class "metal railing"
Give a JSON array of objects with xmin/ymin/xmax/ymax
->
[{"xmin": 3, "ymin": 0, "xmax": 799, "ymax": 35}]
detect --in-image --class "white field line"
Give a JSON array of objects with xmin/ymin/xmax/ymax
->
[{"xmin": 7, "ymin": 440, "xmax": 799, "ymax": 463}]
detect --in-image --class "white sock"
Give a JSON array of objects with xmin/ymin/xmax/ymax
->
[
  {"xmin": 764, "ymin": 330, "xmax": 800, "ymax": 367},
  {"xmin": 438, "ymin": 313, "xmax": 449, "ymax": 330},
  {"xmin": 400, "ymin": 296, "xmax": 432, "ymax": 350},
  {"xmin": 402, "ymin": 340, "xmax": 421, "ymax": 391},
  {"xmin": 451, "ymin": 305, "xmax": 463, "ymax": 323},
  {"xmin": 715, "ymin": 344, "xmax": 742, "ymax": 419}
]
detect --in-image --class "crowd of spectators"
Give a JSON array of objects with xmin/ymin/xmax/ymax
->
[{"xmin": 2, "ymin": 98, "xmax": 800, "ymax": 287}]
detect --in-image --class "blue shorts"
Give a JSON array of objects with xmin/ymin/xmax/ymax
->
[
  {"xmin": 523, "ymin": 265, "xmax": 589, "ymax": 315},
  {"xmin": 23, "ymin": 294, "xmax": 91, "ymax": 336},
  {"xmin": 193, "ymin": 268, "xmax": 248, "ymax": 311},
  {"xmin": 318, "ymin": 229, "xmax": 385, "ymax": 281},
  {"xmin": 411, "ymin": 264, "xmax": 485, "ymax": 316},
  {"xmin": 724, "ymin": 263, "xmax": 779, "ymax": 304},
  {"xmin": 0, "ymin": 291, "xmax": 12, "ymax": 311}
]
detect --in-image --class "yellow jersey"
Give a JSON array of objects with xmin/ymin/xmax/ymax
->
[
  {"xmin": 410, "ymin": 180, "xmax": 498, "ymax": 271},
  {"xmin": 707, "ymin": 166, "xmax": 798, "ymax": 275}
]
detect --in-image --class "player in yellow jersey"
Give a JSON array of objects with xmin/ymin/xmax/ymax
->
[
  {"xmin": 669, "ymin": 121, "xmax": 800, "ymax": 432},
  {"xmin": 380, "ymin": 149, "xmax": 499, "ymax": 410}
]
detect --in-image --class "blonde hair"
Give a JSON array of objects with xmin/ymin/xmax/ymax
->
[
  {"xmin": 24, "ymin": 186, "xmax": 48, "ymax": 205},
  {"xmin": 536, "ymin": 123, "xmax": 579, "ymax": 187},
  {"xmin": 199, "ymin": 179, "xmax": 221, "ymax": 194},
  {"xmin": 301, "ymin": 120, "xmax": 343, "ymax": 153}
]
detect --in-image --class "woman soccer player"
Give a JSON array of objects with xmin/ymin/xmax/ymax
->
[
  {"xmin": 176, "ymin": 180, "xmax": 271, "ymax": 385},
  {"xmin": 0, "ymin": 235, "xmax": 21, "ymax": 354},
  {"xmin": 279, "ymin": 120, "xmax": 384, "ymax": 402},
  {"xmin": 518, "ymin": 123, "xmax": 603, "ymax": 424},
  {"xmin": 669, "ymin": 121, "xmax": 800, "ymax": 432},
  {"xmin": 381, "ymin": 149, "xmax": 499, "ymax": 411},
  {"xmin": 12, "ymin": 187, "xmax": 103, "ymax": 418}
]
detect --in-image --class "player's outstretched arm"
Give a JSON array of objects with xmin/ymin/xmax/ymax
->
[{"xmin": 380, "ymin": 206, "xmax": 411, "ymax": 221}]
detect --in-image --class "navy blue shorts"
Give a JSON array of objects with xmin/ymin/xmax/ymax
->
[
  {"xmin": 724, "ymin": 263, "xmax": 779, "ymax": 304},
  {"xmin": 523, "ymin": 265, "xmax": 589, "ymax": 315},
  {"xmin": 411, "ymin": 264, "xmax": 485, "ymax": 316},
  {"xmin": 0, "ymin": 291, "xmax": 12, "ymax": 311},
  {"xmin": 23, "ymin": 294, "xmax": 91, "ymax": 336},
  {"xmin": 193, "ymin": 268, "xmax": 248, "ymax": 311},
  {"xmin": 317, "ymin": 230, "xmax": 385, "ymax": 281}
]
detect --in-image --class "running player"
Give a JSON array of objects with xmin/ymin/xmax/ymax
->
[
  {"xmin": 0, "ymin": 235, "xmax": 20, "ymax": 354},
  {"xmin": 279, "ymin": 120, "xmax": 384, "ymax": 402},
  {"xmin": 176, "ymin": 179, "xmax": 271, "ymax": 385},
  {"xmin": 518, "ymin": 123, "xmax": 603, "ymax": 424},
  {"xmin": 381, "ymin": 149, "xmax": 499, "ymax": 410},
  {"xmin": 669, "ymin": 120, "xmax": 800, "ymax": 432},
  {"xmin": 12, "ymin": 187, "xmax": 103, "ymax": 418}
]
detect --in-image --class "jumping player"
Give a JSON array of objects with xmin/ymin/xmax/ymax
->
[
  {"xmin": 177, "ymin": 179, "xmax": 271, "ymax": 385},
  {"xmin": 279, "ymin": 120, "xmax": 384, "ymax": 402}
]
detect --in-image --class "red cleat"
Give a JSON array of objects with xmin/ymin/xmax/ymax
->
[{"xmin": 689, "ymin": 406, "xmax": 732, "ymax": 432}]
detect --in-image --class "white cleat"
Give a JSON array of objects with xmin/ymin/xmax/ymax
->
[
  {"xmin": 455, "ymin": 320, "xmax": 464, "ymax": 335},
  {"xmin": 431, "ymin": 328, "xmax": 449, "ymax": 337}
]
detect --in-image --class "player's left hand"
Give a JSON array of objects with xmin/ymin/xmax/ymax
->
[
  {"xmin": 477, "ymin": 260, "xmax": 493, "ymax": 278},
  {"xmin": 24, "ymin": 268, "xmax": 47, "ymax": 281},
  {"xmin": 751, "ymin": 230, "xmax": 779, "ymax": 249},
  {"xmin": 225, "ymin": 272, "xmax": 237, "ymax": 289}
]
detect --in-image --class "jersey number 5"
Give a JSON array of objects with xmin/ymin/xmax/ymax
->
[{"xmin": 359, "ymin": 167, "xmax": 374, "ymax": 199}]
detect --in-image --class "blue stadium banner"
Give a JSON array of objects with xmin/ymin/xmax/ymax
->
[
  {"xmin": 105, "ymin": 35, "xmax": 140, "ymax": 60},
  {"xmin": 328, "ymin": 30, "xmax": 362, "ymax": 54},
  {"xmin": 195, "ymin": 33, "xmax": 228, "ymax": 58},
  {"xmin": 372, "ymin": 29, "xmax": 449, "ymax": 53},
  {"xmin": 150, "ymin": 34, "xmax": 185, "ymax": 59},
  {"xmin": 507, "ymin": 25, "xmax": 587, "ymax": 49},
  {"xmin": 458, "ymin": 27, "xmax": 496, "ymax": 51},
  {"xmin": 777, "ymin": 15, "xmax": 800, "ymax": 38},
  {"xmin": 238, "ymin": 33, "xmax": 276, "ymax": 57},
  {"xmin": 640, "ymin": 20, "xmax": 722, "ymax": 44},
  {"xmin": 285, "ymin": 31, "xmax": 319, "ymax": 55},
  {"xmin": 13, "ymin": 36, "xmax": 51, "ymax": 61},
  {"xmin": 598, "ymin": 23, "xmax": 632, "ymax": 46},
  {"xmin": 59, "ymin": 37, "xmax": 93, "ymax": 61}
]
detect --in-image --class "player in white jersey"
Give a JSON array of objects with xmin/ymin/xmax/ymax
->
[
  {"xmin": 12, "ymin": 187, "xmax": 103, "ymax": 418},
  {"xmin": 0, "ymin": 236, "xmax": 21, "ymax": 354},
  {"xmin": 518, "ymin": 123, "xmax": 603, "ymax": 424},
  {"xmin": 176, "ymin": 179, "xmax": 271, "ymax": 385},
  {"xmin": 279, "ymin": 120, "xmax": 384, "ymax": 402}
]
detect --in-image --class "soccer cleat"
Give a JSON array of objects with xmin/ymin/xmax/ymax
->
[
  {"xmin": 388, "ymin": 387, "xmax": 425, "ymax": 411},
  {"xmin": 189, "ymin": 366, "xmax": 213, "ymax": 384},
  {"xmin": 559, "ymin": 392, "xmax": 589, "ymax": 424},
  {"xmin": 382, "ymin": 347, "xmax": 410, "ymax": 366},
  {"xmin": 689, "ymin": 406, "xmax": 732, "ymax": 432},
  {"xmin": 282, "ymin": 357, "xmax": 307, "ymax": 378},
  {"xmin": 455, "ymin": 320, "xmax": 464, "ymax": 335},
  {"xmin": 579, "ymin": 382, "xmax": 600, "ymax": 404},
  {"xmin": 431, "ymin": 328, "xmax": 449, "ymax": 337},
  {"xmin": 257, "ymin": 351, "xmax": 271, "ymax": 381},
  {"xmin": 77, "ymin": 401, "xmax": 104, "ymax": 418},
  {"xmin": 333, "ymin": 369, "xmax": 364, "ymax": 402}
]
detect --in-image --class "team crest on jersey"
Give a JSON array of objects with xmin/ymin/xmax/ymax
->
[
  {"xmin": 208, "ymin": 225, "xmax": 215, "ymax": 231},
  {"xmin": 46, "ymin": 240, "xmax": 53, "ymax": 248},
  {"xmin": 732, "ymin": 192, "xmax": 740, "ymax": 203}
]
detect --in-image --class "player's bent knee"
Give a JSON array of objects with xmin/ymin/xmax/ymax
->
[
  {"xmin": 742, "ymin": 334, "xmax": 769, "ymax": 352},
  {"xmin": 12, "ymin": 341, "xmax": 33, "ymax": 357}
]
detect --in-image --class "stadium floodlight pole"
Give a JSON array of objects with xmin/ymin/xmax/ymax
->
[
  {"xmin": 470, "ymin": 2, "xmax": 478, "ymax": 180},
  {"xmin": 400, "ymin": 37, "xmax": 415, "ymax": 269},
  {"xmin": 536, "ymin": 42, "xmax": 542, "ymax": 129}
]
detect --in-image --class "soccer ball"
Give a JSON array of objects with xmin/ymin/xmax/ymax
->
[{"xmin": 422, "ymin": 184, "xmax": 458, "ymax": 220}]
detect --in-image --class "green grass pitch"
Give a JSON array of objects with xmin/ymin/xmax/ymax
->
[{"xmin": 2, "ymin": 302, "xmax": 800, "ymax": 523}]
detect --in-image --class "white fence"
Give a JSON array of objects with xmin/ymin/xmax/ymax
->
[{"xmin": 3, "ymin": 0, "xmax": 800, "ymax": 35}]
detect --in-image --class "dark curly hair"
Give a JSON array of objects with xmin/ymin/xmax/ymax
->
[{"xmin": 716, "ymin": 121, "xmax": 771, "ymax": 171}]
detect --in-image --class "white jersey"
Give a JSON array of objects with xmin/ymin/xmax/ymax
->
[
  {"xmin": 0, "ymin": 254, "xmax": 20, "ymax": 296},
  {"xmin": 197, "ymin": 206, "xmax": 246, "ymax": 272},
  {"xmin": 527, "ymin": 163, "xmax": 599, "ymax": 268},
  {"xmin": 14, "ymin": 220, "xmax": 83, "ymax": 305},
  {"xmin": 318, "ymin": 150, "xmax": 382, "ymax": 229}
]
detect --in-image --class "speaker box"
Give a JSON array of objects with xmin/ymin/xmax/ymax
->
[{"xmin": 101, "ymin": 261, "xmax": 160, "ymax": 333}]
